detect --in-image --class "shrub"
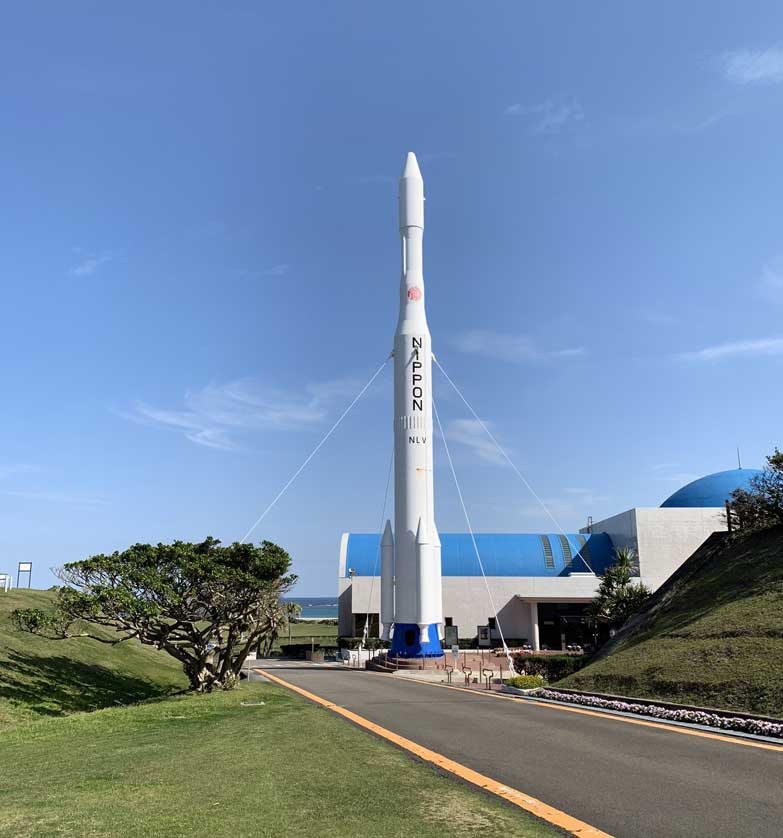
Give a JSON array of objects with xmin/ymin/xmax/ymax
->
[
  {"xmin": 279, "ymin": 642, "xmax": 338, "ymax": 658},
  {"xmin": 512, "ymin": 654, "xmax": 588, "ymax": 682},
  {"xmin": 506, "ymin": 674, "xmax": 547, "ymax": 690}
]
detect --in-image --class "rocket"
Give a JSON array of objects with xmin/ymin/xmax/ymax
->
[{"xmin": 380, "ymin": 152, "xmax": 444, "ymax": 658}]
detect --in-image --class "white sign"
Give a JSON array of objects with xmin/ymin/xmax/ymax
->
[{"xmin": 18, "ymin": 562, "xmax": 32, "ymax": 572}]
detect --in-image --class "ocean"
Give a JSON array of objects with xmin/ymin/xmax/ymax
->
[{"xmin": 283, "ymin": 596, "xmax": 338, "ymax": 620}]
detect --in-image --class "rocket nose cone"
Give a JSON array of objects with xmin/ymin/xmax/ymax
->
[
  {"xmin": 400, "ymin": 152, "xmax": 422, "ymax": 180},
  {"xmin": 382, "ymin": 519, "xmax": 394, "ymax": 545}
]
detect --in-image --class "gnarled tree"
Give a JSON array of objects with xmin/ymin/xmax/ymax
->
[
  {"xmin": 12, "ymin": 537, "xmax": 296, "ymax": 692},
  {"xmin": 728, "ymin": 448, "xmax": 783, "ymax": 533}
]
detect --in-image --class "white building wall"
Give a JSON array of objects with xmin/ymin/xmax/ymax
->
[
  {"xmin": 586, "ymin": 506, "xmax": 727, "ymax": 591},
  {"xmin": 634, "ymin": 507, "xmax": 726, "ymax": 589},
  {"xmin": 581, "ymin": 509, "xmax": 638, "ymax": 554},
  {"xmin": 346, "ymin": 575, "xmax": 601, "ymax": 641},
  {"xmin": 340, "ymin": 506, "xmax": 728, "ymax": 641}
]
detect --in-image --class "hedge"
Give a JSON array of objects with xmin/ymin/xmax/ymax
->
[
  {"xmin": 279, "ymin": 642, "xmax": 339, "ymax": 658},
  {"xmin": 512, "ymin": 654, "xmax": 587, "ymax": 682}
]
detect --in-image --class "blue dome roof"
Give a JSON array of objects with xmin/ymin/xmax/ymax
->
[
  {"xmin": 343, "ymin": 532, "xmax": 615, "ymax": 577},
  {"xmin": 660, "ymin": 468, "xmax": 761, "ymax": 508}
]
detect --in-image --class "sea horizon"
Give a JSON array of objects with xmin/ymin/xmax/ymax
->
[{"xmin": 283, "ymin": 595, "xmax": 338, "ymax": 620}]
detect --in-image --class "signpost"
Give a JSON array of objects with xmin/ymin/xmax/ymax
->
[{"xmin": 444, "ymin": 624, "xmax": 458, "ymax": 647}]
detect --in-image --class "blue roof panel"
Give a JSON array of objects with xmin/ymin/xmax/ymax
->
[{"xmin": 344, "ymin": 532, "xmax": 615, "ymax": 577}]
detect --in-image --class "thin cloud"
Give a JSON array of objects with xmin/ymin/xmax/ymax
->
[
  {"xmin": 0, "ymin": 464, "xmax": 37, "ymax": 480},
  {"xmin": 658, "ymin": 472, "xmax": 700, "ymax": 485},
  {"xmin": 722, "ymin": 46, "xmax": 783, "ymax": 84},
  {"xmin": 505, "ymin": 99, "xmax": 584, "ymax": 134},
  {"xmin": 442, "ymin": 418, "xmax": 508, "ymax": 467},
  {"xmin": 515, "ymin": 489, "xmax": 609, "ymax": 525},
  {"xmin": 261, "ymin": 264, "xmax": 290, "ymax": 277},
  {"xmin": 69, "ymin": 253, "xmax": 112, "ymax": 276},
  {"xmin": 452, "ymin": 330, "xmax": 585, "ymax": 364},
  {"xmin": 642, "ymin": 311, "xmax": 678, "ymax": 326},
  {"xmin": 678, "ymin": 336, "xmax": 783, "ymax": 361},
  {"xmin": 5, "ymin": 489, "xmax": 105, "ymax": 505},
  {"xmin": 356, "ymin": 174, "xmax": 395, "ymax": 185},
  {"xmin": 123, "ymin": 375, "xmax": 374, "ymax": 450},
  {"xmin": 760, "ymin": 264, "xmax": 783, "ymax": 303}
]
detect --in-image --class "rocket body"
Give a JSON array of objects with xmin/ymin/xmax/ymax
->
[{"xmin": 383, "ymin": 152, "xmax": 443, "ymax": 658}]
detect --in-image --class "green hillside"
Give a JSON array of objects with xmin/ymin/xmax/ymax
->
[
  {"xmin": 0, "ymin": 589, "xmax": 187, "ymax": 727},
  {"xmin": 558, "ymin": 525, "xmax": 783, "ymax": 717}
]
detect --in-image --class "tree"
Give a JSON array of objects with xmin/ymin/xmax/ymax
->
[
  {"xmin": 588, "ymin": 546, "xmax": 651, "ymax": 634},
  {"xmin": 12, "ymin": 537, "xmax": 296, "ymax": 692},
  {"xmin": 728, "ymin": 448, "xmax": 783, "ymax": 533},
  {"xmin": 284, "ymin": 600, "xmax": 302, "ymax": 645}
]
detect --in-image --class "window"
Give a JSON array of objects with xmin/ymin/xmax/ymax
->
[{"xmin": 444, "ymin": 617, "xmax": 453, "ymax": 627}]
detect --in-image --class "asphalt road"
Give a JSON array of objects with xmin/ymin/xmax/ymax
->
[{"xmin": 254, "ymin": 662, "xmax": 783, "ymax": 838}]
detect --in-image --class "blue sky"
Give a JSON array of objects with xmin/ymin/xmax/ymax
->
[{"xmin": 1, "ymin": 3, "xmax": 781, "ymax": 594}]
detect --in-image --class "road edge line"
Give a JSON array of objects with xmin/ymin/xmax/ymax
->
[{"xmin": 254, "ymin": 667, "xmax": 614, "ymax": 838}]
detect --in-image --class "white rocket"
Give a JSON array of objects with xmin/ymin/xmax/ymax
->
[{"xmin": 380, "ymin": 152, "xmax": 443, "ymax": 657}]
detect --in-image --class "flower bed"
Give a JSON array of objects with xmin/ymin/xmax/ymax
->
[{"xmin": 536, "ymin": 689, "xmax": 783, "ymax": 739}]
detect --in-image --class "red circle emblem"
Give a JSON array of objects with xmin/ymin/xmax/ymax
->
[{"xmin": 407, "ymin": 287, "xmax": 422, "ymax": 301}]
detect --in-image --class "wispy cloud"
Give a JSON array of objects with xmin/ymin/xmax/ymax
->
[
  {"xmin": 760, "ymin": 264, "xmax": 783, "ymax": 303},
  {"xmin": 5, "ymin": 489, "xmax": 105, "ymax": 505},
  {"xmin": 642, "ymin": 311, "xmax": 678, "ymax": 327},
  {"xmin": 610, "ymin": 107, "xmax": 732, "ymax": 140},
  {"xmin": 678, "ymin": 336, "xmax": 783, "ymax": 361},
  {"xmin": 0, "ymin": 464, "xmax": 37, "ymax": 480},
  {"xmin": 722, "ymin": 46, "xmax": 783, "ymax": 84},
  {"xmin": 657, "ymin": 472, "xmax": 700, "ymax": 485},
  {"xmin": 505, "ymin": 99, "xmax": 584, "ymax": 134},
  {"xmin": 515, "ymin": 487, "xmax": 609, "ymax": 525},
  {"xmin": 452, "ymin": 330, "xmax": 585, "ymax": 364},
  {"xmin": 261, "ymin": 264, "xmax": 290, "ymax": 277},
  {"xmin": 123, "ymin": 375, "xmax": 373, "ymax": 450},
  {"xmin": 419, "ymin": 151, "xmax": 458, "ymax": 163},
  {"xmin": 356, "ymin": 174, "xmax": 395, "ymax": 185},
  {"xmin": 442, "ymin": 418, "xmax": 508, "ymax": 466},
  {"xmin": 69, "ymin": 252, "xmax": 112, "ymax": 276}
]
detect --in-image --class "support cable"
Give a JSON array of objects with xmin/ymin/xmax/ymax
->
[
  {"xmin": 361, "ymin": 445, "xmax": 394, "ymax": 649},
  {"xmin": 239, "ymin": 357, "xmax": 390, "ymax": 545},
  {"xmin": 433, "ymin": 357, "xmax": 594, "ymax": 574},
  {"xmin": 432, "ymin": 397, "xmax": 516, "ymax": 675}
]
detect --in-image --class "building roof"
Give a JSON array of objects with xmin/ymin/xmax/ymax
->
[
  {"xmin": 660, "ymin": 468, "xmax": 762, "ymax": 509},
  {"xmin": 342, "ymin": 532, "xmax": 615, "ymax": 578}
]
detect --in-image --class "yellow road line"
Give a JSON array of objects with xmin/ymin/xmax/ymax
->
[
  {"xmin": 255, "ymin": 667, "xmax": 613, "ymax": 838},
  {"xmin": 361, "ymin": 671, "xmax": 783, "ymax": 754}
]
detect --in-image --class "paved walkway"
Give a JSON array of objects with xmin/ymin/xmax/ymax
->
[{"xmin": 253, "ymin": 661, "xmax": 783, "ymax": 838}]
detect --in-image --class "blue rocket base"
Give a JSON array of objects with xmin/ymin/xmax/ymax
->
[{"xmin": 389, "ymin": 623, "xmax": 444, "ymax": 658}]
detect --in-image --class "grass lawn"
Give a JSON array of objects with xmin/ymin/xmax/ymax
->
[
  {"xmin": 558, "ymin": 526, "xmax": 783, "ymax": 716},
  {"xmin": 0, "ymin": 681, "xmax": 563, "ymax": 838},
  {"xmin": 0, "ymin": 590, "xmax": 187, "ymax": 727},
  {"xmin": 274, "ymin": 620, "xmax": 338, "ymax": 650}
]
